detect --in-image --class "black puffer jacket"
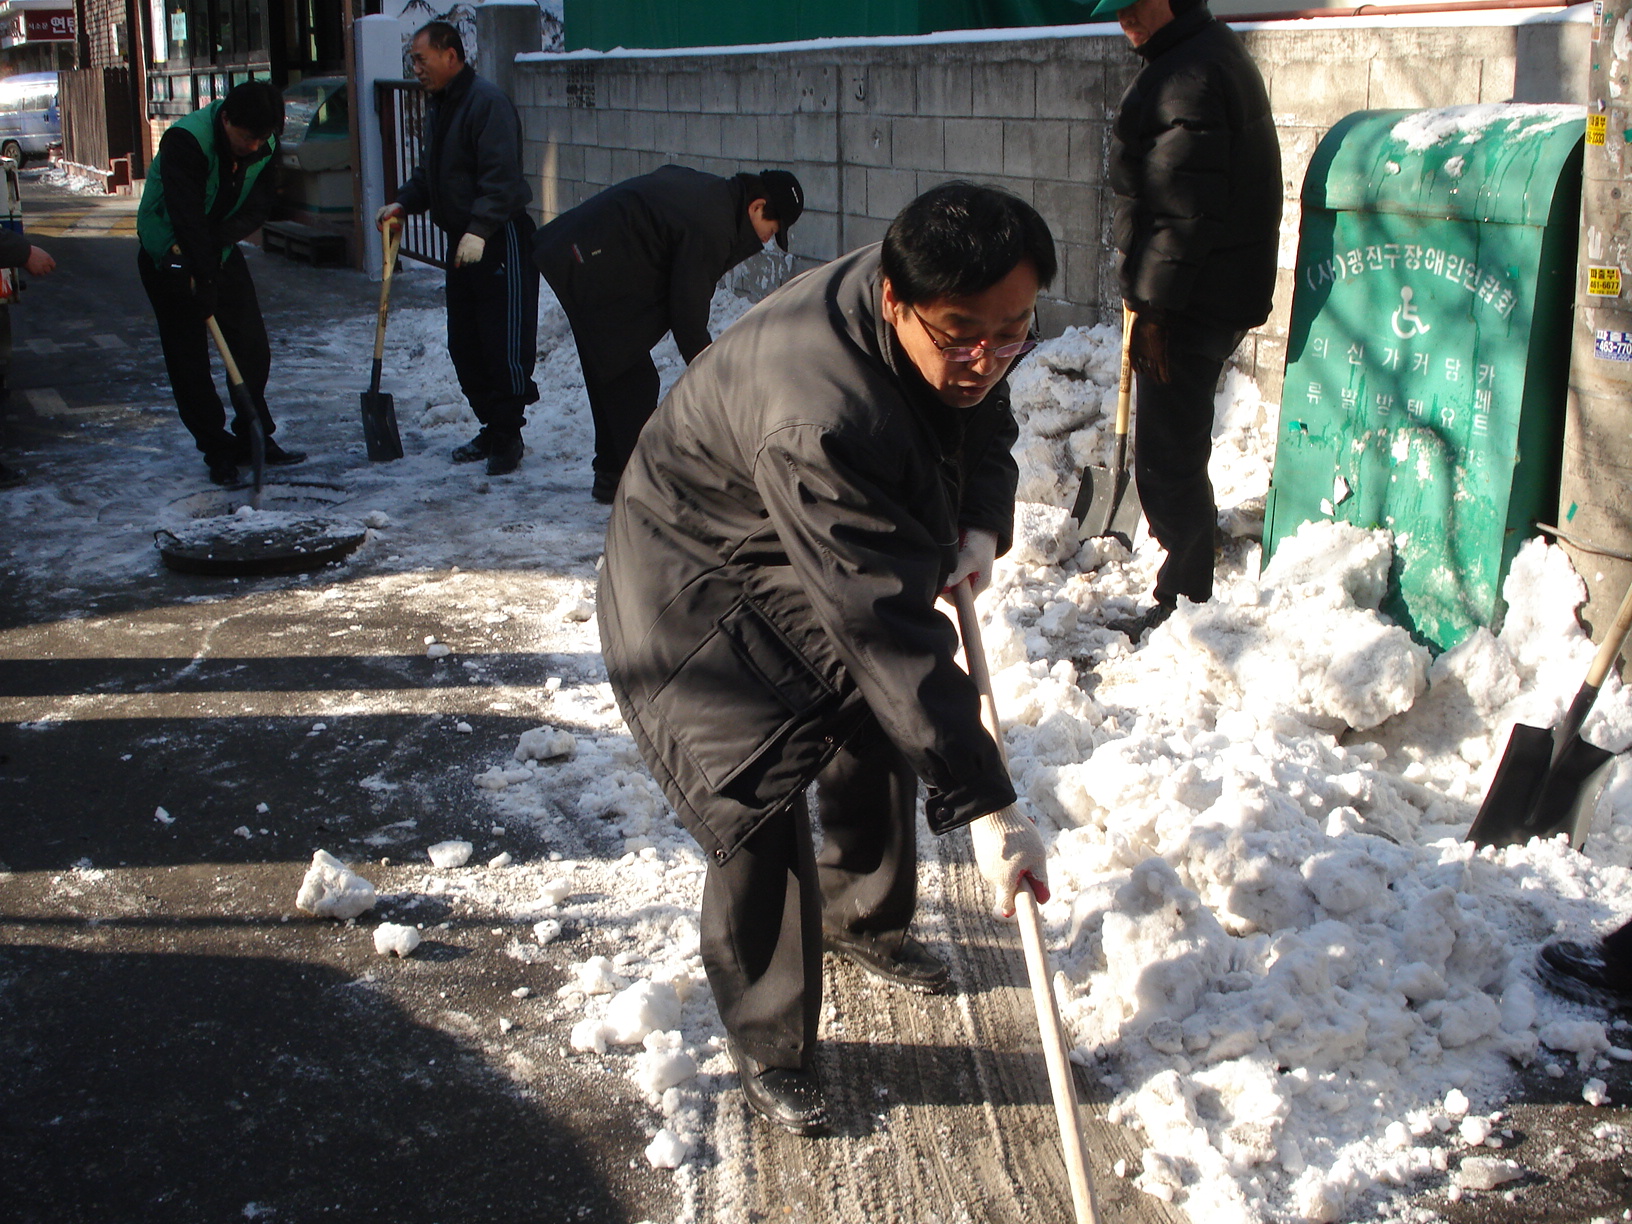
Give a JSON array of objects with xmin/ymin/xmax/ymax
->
[
  {"xmin": 599, "ymin": 244, "xmax": 1020, "ymax": 864},
  {"xmin": 532, "ymin": 165, "xmax": 766, "ymax": 380},
  {"xmin": 1109, "ymin": 6, "xmax": 1282, "ymax": 329},
  {"xmin": 396, "ymin": 65, "xmax": 531, "ymax": 241}
]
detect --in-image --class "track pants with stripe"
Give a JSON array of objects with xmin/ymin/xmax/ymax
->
[{"xmin": 445, "ymin": 214, "xmax": 539, "ymax": 440}]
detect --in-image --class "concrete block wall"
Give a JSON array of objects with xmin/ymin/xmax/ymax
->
[{"xmin": 515, "ymin": 14, "xmax": 1587, "ymax": 400}]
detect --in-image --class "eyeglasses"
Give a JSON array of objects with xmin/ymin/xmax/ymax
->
[{"xmin": 910, "ymin": 306, "xmax": 1039, "ymax": 363}]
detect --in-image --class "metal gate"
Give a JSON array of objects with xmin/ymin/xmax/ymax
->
[{"xmin": 376, "ymin": 79, "xmax": 447, "ymax": 269}]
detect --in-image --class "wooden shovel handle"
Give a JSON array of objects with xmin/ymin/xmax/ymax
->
[
  {"xmin": 951, "ymin": 581, "xmax": 1100, "ymax": 1224},
  {"xmin": 205, "ymin": 316, "xmax": 244, "ymax": 386},
  {"xmin": 1115, "ymin": 304, "xmax": 1134, "ymax": 437},
  {"xmin": 1586, "ymin": 571, "xmax": 1632, "ymax": 689},
  {"xmin": 374, "ymin": 222, "xmax": 401, "ymax": 365}
]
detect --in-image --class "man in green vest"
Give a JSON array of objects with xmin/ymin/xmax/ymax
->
[{"xmin": 137, "ymin": 80, "xmax": 306, "ymax": 486}]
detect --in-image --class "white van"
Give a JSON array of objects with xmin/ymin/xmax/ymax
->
[{"xmin": 0, "ymin": 72, "xmax": 60, "ymax": 166}]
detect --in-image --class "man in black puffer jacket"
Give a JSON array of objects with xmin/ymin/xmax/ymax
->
[
  {"xmin": 600, "ymin": 183, "xmax": 1052, "ymax": 1137},
  {"xmin": 533, "ymin": 164, "xmax": 803, "ymax": 503},
  {"xmin": 377, "ymin": 21, "xmax": 537, "ymax": 477},
  {"xmin": 1087, "ymin": 0, "xmax": 1282, "ymax": 638}
]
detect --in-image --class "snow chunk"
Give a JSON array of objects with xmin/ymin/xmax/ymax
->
[
  {"xmin": 1452, "ymin": 1155, "xmax": 1524, "ymax": 1190},
  {"xmin": 427, "ymin": 840, "xmax": 473, "ymax": 868},
  {"xmin": 515, "ymin": 725, "xmax": 577, "ymax": 762},
  {"xmin": 604, "ymin": 979, "xmax": 683, "ymax": 1045},
  {"xmin": 373, "ymin": 922, "xmax": 422, "ymax": 957},
  {"xmin": 635, "ymin": 1030, "xmax": 699, "ymax": 1097},
  {"xmin": 644, "ymin": 1127, "xmax": 689, "ymax": 1169},
  {"xmin": 295, "ymin": 850, "xmax": 377, "ymax": 920},
  {"xmin": 1010, "ymin": 501, "xmax": 1079, "ymax": 567}
]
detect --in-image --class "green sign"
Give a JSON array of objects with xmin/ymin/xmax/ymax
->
[{"xmin": 1266, "ymin": 107, "xmax": 1584, "ymax": 651}]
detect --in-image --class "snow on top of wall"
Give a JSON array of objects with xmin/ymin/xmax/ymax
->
[{"xmin": 516, "ymin": 3, "xmax": 1586, "ymax": 64}]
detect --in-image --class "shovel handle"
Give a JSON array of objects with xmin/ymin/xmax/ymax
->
[
  {"xmin": 951, "ymin": 581, "xmax": 1100, "ymax": 1224},
  {"xmin": 205, "ymin": 316, "xmax": 245, "ymax": 387},
  {"xmin": 374, "ymin": 223, "xmax": 401, "ymax": 365},
  {"xmin": 1586, "ymin": 572, "xmax": 1632, "ymax": 689},
  {"xmin": 1115, "ymin": 304, "xmax": 1134, "ymax": 438}
]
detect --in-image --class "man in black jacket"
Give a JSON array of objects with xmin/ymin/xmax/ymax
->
[
  {"xmin": 377, "ymin": 22, "xmax": 537, "ymax": 477},
  {"xmin": 600, "ymin": 183, "xmax": 1051, "ymax": 1136},
  {"xmin": 532, "ymin": 164, "xmax": 803, "ymax": 502},
  {"xmin": 137, "ymin": 81, "xmax": 306, "ymax": 486},
  {"xmin": 1087, "ymin": 0, "xmax": 1281, "ymax": 638}
]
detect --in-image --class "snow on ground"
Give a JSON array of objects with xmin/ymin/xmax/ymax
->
[{"xmin": 16, "ymin": 248, "xmax": 1632, "ymax": 1223}]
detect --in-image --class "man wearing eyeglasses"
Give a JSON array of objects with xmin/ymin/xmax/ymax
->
[
  {"xmin": 1086, "ymin": 0, "xmax": 1281, "ymax": 638},
  {"xmin": 599, "ymin": 182, "xmax": 1051, "ymax": 1137}
]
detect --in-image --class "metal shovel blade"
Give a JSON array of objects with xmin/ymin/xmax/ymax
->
[
  {"xmin": 1071, "ymin": 462, "xmax": 1141, "ymax": 548},
  {"xmin": 1468, "ymin": 722, "xmax": 1615, "ymax": 849},
  {"xmin": 361, "ymin": 388, "xmax": 403, "ymax": 461}
]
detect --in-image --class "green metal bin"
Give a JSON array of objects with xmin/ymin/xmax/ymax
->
[{"xmin": 1263, "ymin": 104, "xmax": 1585, "ymax": 651}]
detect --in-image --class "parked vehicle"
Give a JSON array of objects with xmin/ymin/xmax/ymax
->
[{"xmin": 0, "ymin": 72, "xmax": 60, "ymax": 166}]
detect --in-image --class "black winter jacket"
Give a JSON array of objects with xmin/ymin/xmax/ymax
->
[
  {"xmin": 599, "ymin": 244, "xmax": 1020, "ymax": 864},
  {"xmin": 1109, "ymin": 7, "xmax": 1281, "ymax": 329},
  {"xmin": 532, "ymin": 165, "xmax": 767, "ymax": 380},
  {"xmin": 396, "ymin": 65, "xmax": 530, "ymax": 241}
]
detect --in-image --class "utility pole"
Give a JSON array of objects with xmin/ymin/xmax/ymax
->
[{"xmin": 1563, "ymin": 0, "xmax": 1632, "ymax": 651}]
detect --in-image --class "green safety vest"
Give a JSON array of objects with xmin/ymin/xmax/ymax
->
[{"xmin": 137, "ymin": 99, "xmax": 276, "ymax": 263}]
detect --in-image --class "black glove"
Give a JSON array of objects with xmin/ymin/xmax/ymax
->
[
  {"xmin": 1128, "ymin": 313, "xmax": 1171, "ymax": 385},
  {"xmin": 192, "ymin": 277, "xmax": 218, "ymax": 321}
]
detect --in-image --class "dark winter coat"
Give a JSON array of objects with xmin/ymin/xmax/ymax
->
[
  {"xmin": 396, "ymin": 65, "xmax": 530, "ymax": 241},
  {"xmin": 531, "ymin": 165, "xmax": 767, "ymax": 381},
  {"xmin": 599, "ymin": 244, "xmax": 1021, "ymax": 865},
  {"xmin": 0, "ymin": 226, "xmax": 31, "ymax": 267},
  {"xmin": 1108, "ymin": 6, "xmax": 1282, "ymax": 330}
]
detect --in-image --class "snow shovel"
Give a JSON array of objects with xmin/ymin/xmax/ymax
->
[
  {"xmin": 361, "ymin": 221, "xmax": 405, "ymax": 461},
  {"xmin": 1467, "ymin": 572, "xmax": 1632, "ymax": 850},
  {"xmin": 205, "ymin": 315, "xmax": 264, "ymax": 505},
  {"xmin": 1068, "ymin": 305, "xmax": 1140, "ymax": 546},
  {"xmin": 951, "ymin": 579, "xmax": 1101, "ymax": 1224}
]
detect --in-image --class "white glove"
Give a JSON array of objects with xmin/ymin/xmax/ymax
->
[
  {"xmin": 375, "ymin": 203, "xmax": 405, "ymax": 230},
  {"xmin": 454, "ymin": 232, "xmax": 487, "ymax": 267},
  {"xmin": 970, "ymin": 805, "xmax": 1049, "ymax": 920},
  {"xmin": 943, "ymin": 528, "xmax": 999, "ymax": 598}
]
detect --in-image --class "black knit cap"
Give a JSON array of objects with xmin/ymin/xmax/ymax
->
[{"xmin": 757, "ymin": 169, "xmax": 804, "ymax": 251}]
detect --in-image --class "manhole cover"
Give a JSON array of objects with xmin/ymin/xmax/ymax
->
[{"xmin": 155, "ymin": 507, "xmax": 368, "ymax": 576}]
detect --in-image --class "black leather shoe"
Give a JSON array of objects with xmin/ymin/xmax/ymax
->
[
  {"xmin": 1107, "ymin": 599, "xmax": 1176, "ymax": 641},
  {"xmin": 726, "ymin": 1038, "xmax": 829, "ymax": 1137},
  {"xmin": 823, "ymin": 929, "xmax": 950, "ymax": 994},
  {"xmin": 451, "ymin": 431, "xmax": 491, "ymax": 463},
  {"xmin": 1537, "ymin": 940, "xmax": 1632, "ymax": 1010},
  {"xmin": 207, "ymin": 456, "xmax": 240, "ymax": 486},
  {"xmin": 485, "ymin": 434, "xmax": 524, "ymax": 476},
  {"xmin": 591, "ymin": 473, "xmax": 617, "ymax": 504},
  {"xmin": 262, "ymin": 438, "xmax": 306, "ymax": 466}
]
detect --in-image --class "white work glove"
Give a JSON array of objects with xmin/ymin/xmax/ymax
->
[
  {"xmin": 970, "ymin": 805, "xmax": 1049, "ymax": 920},
  {"xmin": 454, "ymin": 232, "xmax": 486, "ymax": 267},
  {"xmin": 943, "ymin": 527, "xmax": 999, "ymax": 598},
  {"xmin": 374, "ymin": 203, "xmax": 405, "ymax": 230}
]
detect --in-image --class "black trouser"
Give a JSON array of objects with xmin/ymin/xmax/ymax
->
[
  {"xmin": 579, "ymin": 351, "xmax": 660, "ymax": 489},
  {"xmin": 1132, "ymin": 322, "xmax": 1244, "ymax": 605},
  {"xmin": 699, "ymin": 716, "xmax": 920, "ymax": 1070},
  {"xmin": 138, "ymin": 245, "xmax": 274, "ymax": 462},
  {"xmin": 445, "ymin": 214, "xmax": 539, "ymax": 439}
]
